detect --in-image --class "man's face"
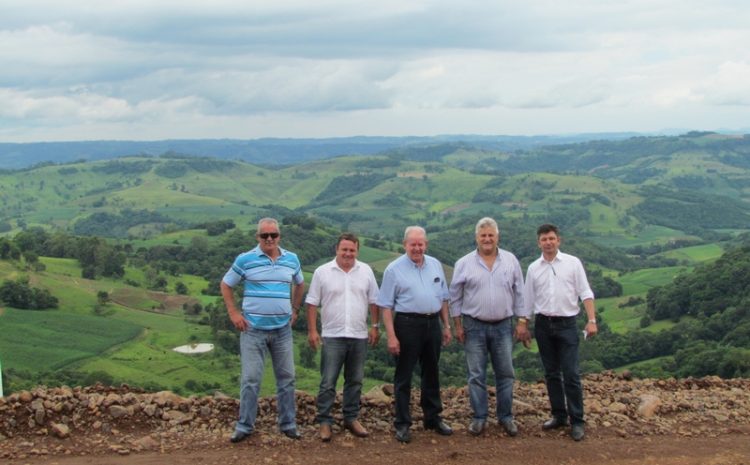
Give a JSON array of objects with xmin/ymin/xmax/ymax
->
[
  {"xmin": 256, "ymin": 222, "xmax": 281, "ymax": 256},
  {"xmin": 335, "ymin": 239, "xmax": 358, "ymax": 269},
  {"xmin": 404, "ymin": 231, "xmax": 428, "ymax": 264},
  {"xmin": 537, "ymin": 231, "xmax": 561, "ymax": 256},
  {"xmin": 475, "ymin": 226, "xmax": 499, "ymax": 255}
]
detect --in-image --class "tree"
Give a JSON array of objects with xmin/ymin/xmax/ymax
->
[{"xmin": 97, "ymin": 291, "xmax": 110, "ymax": 305}]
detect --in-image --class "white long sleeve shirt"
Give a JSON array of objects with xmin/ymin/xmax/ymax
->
[{"xmin": 524, "ymin": 251, "xmax": 594, "ymax": 317}]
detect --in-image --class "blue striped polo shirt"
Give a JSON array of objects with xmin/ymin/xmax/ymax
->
[{"xmin": 222, "ymin": 245, "xmax": 304, "ymax": 330}]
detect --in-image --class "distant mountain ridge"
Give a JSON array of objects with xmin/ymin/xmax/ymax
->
[{"xmin": 0, "ymin": 133, "xmax": 644, "ymax": 169}]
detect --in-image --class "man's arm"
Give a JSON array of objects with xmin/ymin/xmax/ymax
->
[
  {"xmin": 291, "ymin": 281, "xmax": 305, "ymax": 326},
  {"xmin": 368, "ymin": 303, "xmax": 380, "ymax": 346},
  {"xmin": 440, "ymin": 300, "xmax": 452, "ymax": 346},
  {"xmin": 583, "ymin": 298, "xmax": 597, "ymax": 337},
  {"xmin": 306, "ymin": 303, "xmax": 321, "ymax": 350},
  {"xmin": 448, "ymin": 259, "xmax": 465, "ymax": 343},
  {"xmin": 381, "ymin": 307, "xmax": 399, "ymax": 355},
  {"xmin": 221, "ymin": 281, "xmax": 248, "ymax": 332},
  {"xmin": 511, "ymin": 258, "xmax": 531, "ymax": 347}
]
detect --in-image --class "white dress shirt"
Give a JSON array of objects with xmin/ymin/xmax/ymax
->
[
  {"xmin": 524, "ymin": 251, "xmax": 595, "ymax": 317},
  {"xmin": 305, "ymin": 259, "xmax": 379, "ymax": 339}
]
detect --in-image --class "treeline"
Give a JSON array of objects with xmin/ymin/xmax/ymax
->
[
  {"xmin": 646, "ymin": 245, "xmax": 750, "ymax": 321},
  {"xmin": 631, "ymin": 187, "xmax": 750, "ymax": 237},
  {"xmin": 3, "ymin": 228, "xmax": 126, "ymax": 279},
  {"xmin": 0, "ymin": 276, "xmax": 58, "ymax": 310},
  {"xmin": 3, "ymin": 215, "xmax": 340, "ymax": 296},
  {"xmin": 571, "ymin": 243, "xmax": 750, "ymax": 379}
]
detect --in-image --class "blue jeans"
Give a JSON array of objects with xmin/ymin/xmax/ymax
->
[
  {"xmin": 463, "ymin": 316, "xmax": 515, "ymax": 423},
  {"xmin": 236, "ymin": 324, "xmax": 297, "ymax": 434},
  {"xmin": 316, "ymin": 337, "xmax": 367, "ymax": 425},
  {"xmin": 534, "ymin": 314, "xmax": 584, "ymax": 425},
  {"xmin": 393, "ymin": 313, "xmax": 444, "ymax": 428}
]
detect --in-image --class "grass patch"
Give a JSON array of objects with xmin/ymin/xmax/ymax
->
[{"xmin": 0, "ymin": 308, "xmax": 142, "ymax": 372}]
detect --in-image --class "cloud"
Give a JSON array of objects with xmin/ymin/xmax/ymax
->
[{"xmin": 1, "ymin": 0, "xmax": 750, "ymax": 141}]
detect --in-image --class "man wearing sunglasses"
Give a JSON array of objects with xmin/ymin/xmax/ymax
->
[{"xmin": 221, "ymin": 217, "xmax": 306, "ymax": 443}]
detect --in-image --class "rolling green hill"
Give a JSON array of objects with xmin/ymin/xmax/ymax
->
[{"xmin": 2, "ymin": 132, "xmax": 750, "ymax": 393}]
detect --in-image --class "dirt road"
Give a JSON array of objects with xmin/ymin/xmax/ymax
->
[{"xmin": 6, "ymin": 425, "xmax": 750, "ymax": 465}]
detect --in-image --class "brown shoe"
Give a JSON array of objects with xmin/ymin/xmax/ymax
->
[
  {"xmin": 344, "ymin": 420, "xmax": 369, "ymax": 438},
  {"xmin": 320, "ymin": 423, "xmax": 332, "ymax": 442}
]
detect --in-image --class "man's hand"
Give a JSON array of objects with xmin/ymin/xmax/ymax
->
[
  {"xmin": 387, "ymin": 335, "xmax": 400, "ymax": 356},
  {"xmin": 454, "ymin": 325, "xmax": 465, "ymax": 344},
  {"xmin": 514, "ymin": 322, "xmax": 532, "ymax": 349},
  {"xmin": 308, "ymin": 329, "xmax": 321, "ymax": 350},
  {"xmin": 368, "ymin": 327, "xmax": 380, "ymax": 346},
  {"xmin": 442, "ymin": 326, "xmax": 452, "ymax": 346},
  {"xmin": 229, "ymin": 310, "xmax": 248, "ymax": 332},
  {"xmin": 584, "ymin": 320, "xmax": 598, "ymax": 339}
]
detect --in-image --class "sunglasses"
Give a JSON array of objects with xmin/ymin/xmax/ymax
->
[{"xmin": 259, "ymin": 232, "xmax": 280, "ymax": 239}]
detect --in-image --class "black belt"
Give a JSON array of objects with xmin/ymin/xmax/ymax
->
[
  {"xmin": 536, "ymin": 314, "xmax": 576, "ymax": 321},
  {"xmin": 397, "ymin": 312, "xmax": 439, "ymax": 319},
  {"xmin": 464, "ymin": 315, "xmax": 508, "ymax": 324}
]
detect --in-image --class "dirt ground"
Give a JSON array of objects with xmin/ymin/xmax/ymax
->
[{"xmin": 6, "ymin": 424, "xmax": 750, "ymax": 465}]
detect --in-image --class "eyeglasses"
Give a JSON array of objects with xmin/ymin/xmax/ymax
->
[{"xmin": 259, "ymin": 232, "xmax": 280, "ymax": 239}]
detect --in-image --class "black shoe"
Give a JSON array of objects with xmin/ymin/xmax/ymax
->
[
  {"xmin": 500, "ymin": 419, "xmax": 518, "ymax": 437},
  {"xmin": 425, "ymin": 420, "xmax": 453, "ymax": 436},
  {"xmin": 282, "ymin": 428, "xmax": 302, "ymax": 440},
  {"xmin": 542, "ymin": 417, "xmax": 569, "ymax": 430},
  {"xmin": 395, "ymin": 425, "xmax": 411, "ymax": 443},
  {"xmin": 571, "ymin": 424, "xmax": 585, "ymax": 441},
  {"xmin": 230, "ymin": 430, "xmax": 252, "ymax": 443},
  {"xmin": 468, "ymin": 419, "xmax": 486, "ymax": 436}
]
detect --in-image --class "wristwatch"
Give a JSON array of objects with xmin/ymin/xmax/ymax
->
[
  {"xmin": 371, "ymin": 323, "xmax": 379, "ymax": 329},
  {"xmin": 588, "ymin": 319, "xmax": 597, "ymax": 324}
]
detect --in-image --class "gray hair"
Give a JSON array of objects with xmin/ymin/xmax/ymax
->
[
  {"xmin": 403, "ymin": 225, "xmax": 427, "ymax": 242},
  {"xmin": 475, "ymin": 217, "xmax": 499, "ymax": 235},
  {"xmin": 257, "ymin": 217, "xmax": 280, "ymax": 231}
]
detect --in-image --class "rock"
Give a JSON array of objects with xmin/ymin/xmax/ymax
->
[
  {"xmin": 162, "ymin": 410, "xmax": 192, "ymax": 424},
  {"xmin": 131, "ymin": 435, "xmax": 160, "ymax": 451},
  {"xmin": 34, "ymin": 407, "xmax": 46, "ymax": 426},
  {"xmin": 50, "ymin": 423, "xmax": 70, "ymax": 439},
  {"xmin": 637, "ymin": 394, "xmax": 661, "ymax": 418},
  {"xmin": 18, "ymin": 391, "xmax": 33, "ymax": 403},
  {"xmin": 109, "ymin": 405, "xmax": 131, "ymax": 419},
  {"xmin": 104, "ymin": 393, "xmax": 122, "ymax": 406},
  {"xmin": 608, "ymin": 401, "xmax": 628, "ymax": 414},
  {"xmin": 143, "ymin": 404, "xmax": 159, "ymax": 417},
  {"xmin": 363, "ymin": 385, "xmax": 391, "ymax": 404},
  {"xmin": 153, "ymin": 391, "xmax": 184, "ymax": 407}
]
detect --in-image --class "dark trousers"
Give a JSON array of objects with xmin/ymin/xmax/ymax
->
[
  {"xmin": 534, "ymin": 314, "xmax": 584, "ymax": 425},
  {"xmin": 393, "ymin": 313, "xmax": 443, "ymax": 428}
]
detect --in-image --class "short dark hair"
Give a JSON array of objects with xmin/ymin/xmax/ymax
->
[
  {"xmin": 336, "ymin": 232, "xmax": 360, "ymax": 249},
  {"xmin": 536, "ymin": 223, "xmax": 560, "ymax": 237}
]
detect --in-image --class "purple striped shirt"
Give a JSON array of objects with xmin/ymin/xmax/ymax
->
[{"xmin": 449, "ymin": 248, "xmax": 528, "ymax": 320}]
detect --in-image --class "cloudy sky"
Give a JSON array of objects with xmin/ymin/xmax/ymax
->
[{"xmin": 2, "ymin": 0, "xmax": 749, "ymax": 142}]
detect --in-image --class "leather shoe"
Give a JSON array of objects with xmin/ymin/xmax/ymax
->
[
  {"xmin": 344, "ymin": 420, "xmax": 369, "ymax": 438},
  {"xmin": 395, "ymin": 425, "xmax": 411, "ymax": 443},
  {"xmin": 230, "ymin": 430, "xmax": 252, "ymax": 443},
  {"xmin": 425, "ymin": 420, "xmax": 453, "ymax": 436},
  {"xmin": 542, "ymin": 417, "xmax": 569, "ymax": 430},
  {"xmin": 319, "ymin": 423, "xmax": 332, "ymax": 442},
  {"xmin": 571, "ymin": 423, "xmax": 585, "ymax": 441},
  {"xmin": 282, "ymin": 428, "xmax": 302, "ymax": 440},
  {"xmin": 501, "ymin": 419, "xmax": 519, "ymax": 437},
  {"xmin": 468, "ymin": 419, "xmax": 486, "ymax": 436}
]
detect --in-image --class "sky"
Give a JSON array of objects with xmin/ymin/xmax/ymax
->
[{"xmin": 2, "ymin": 0, "xmax": 750, "ymax": 142}]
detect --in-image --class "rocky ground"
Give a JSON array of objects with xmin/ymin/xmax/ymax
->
[{"xmin": 1, "ymin": 372, "xmax": 749, "ymax": 464}]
